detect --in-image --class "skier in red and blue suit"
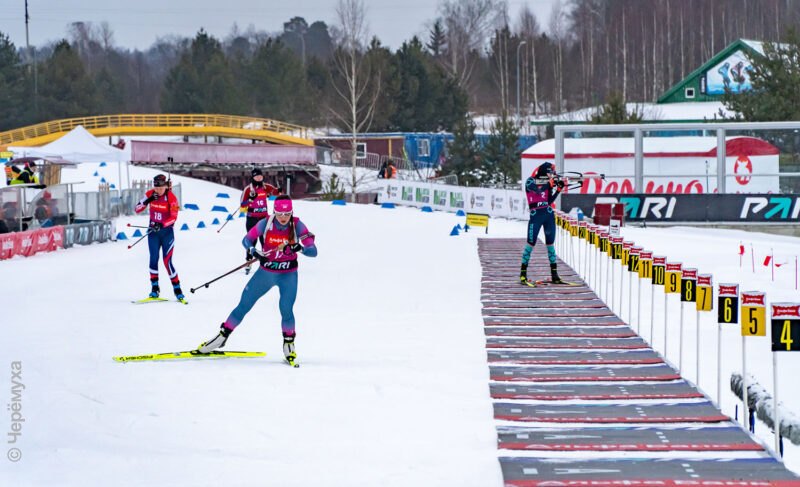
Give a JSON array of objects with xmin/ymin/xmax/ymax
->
[
  {"xmin": 198, "ymin": 195, "xmax": 317, "ymax": 365},
  {"xmin": 134, "ymin": 174, "xmax": 186, "ymax": 302},
  {"xmin": 520, "ymin": 162, "xmax": 565, "ymax": 286}
]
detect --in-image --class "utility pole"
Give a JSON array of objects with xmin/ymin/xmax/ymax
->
[{"xmin": 25, "ymin": 0, "xmax": 38, "ymax": 116}]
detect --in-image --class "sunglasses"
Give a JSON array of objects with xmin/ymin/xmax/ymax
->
[{"xmin": 274, "ymin": 211, "xmax": 292, "ymax": 217}]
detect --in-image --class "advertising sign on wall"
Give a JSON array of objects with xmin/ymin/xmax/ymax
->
[{"xmin": 562, "ymin": 194, "xmax": 800, "ymax": 223}]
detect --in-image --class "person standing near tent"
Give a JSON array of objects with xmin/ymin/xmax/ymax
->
[
  {"xmin": 520, "ymin": 162, "xmax": 566, "ymax": 287},
  {"xmin": 134, "ymin": 174, "xmax": 187, "ymax": 303},
  {"xmin": 198, "ymin": 195, "xmax": 317, "ymax": 367},
  {"xmin": 240, "ymin": 167, "xmax": 281, "ymax": 275}
]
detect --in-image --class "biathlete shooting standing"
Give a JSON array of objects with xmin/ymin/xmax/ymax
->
[
  {"xmin": 134, "ymin": 174, "xmax": 187, "ymax": 303},
  {"xmin": 240, "ymin": 168, "xmax": 281, "ymax": 275},
  {"xmin": 198, "ymin": 195, "xmax": 317, "ymax": 367},
  {"xmin": 520, "ymin": 162, "xmax": 567, "ymax": 287}
]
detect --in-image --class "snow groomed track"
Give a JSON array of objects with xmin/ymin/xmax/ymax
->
[{"xmin": 479, "ymin": 238, "xmax": 800, "ymax": 487}]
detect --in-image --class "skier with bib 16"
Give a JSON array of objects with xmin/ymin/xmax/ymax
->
[{"xmin": 198, "ymin": 195, "xmax": 317, "ymax": 367}]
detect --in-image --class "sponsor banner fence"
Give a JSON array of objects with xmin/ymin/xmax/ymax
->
[
  {"xmin": 379, "ymin": 181, "xmax": 529, "ymax": 220},
  {"xmin": 0, "ymin": 220, "xmax": 112, "ymax": 260},
  {"xmin": 562, "ymin": 193, "xmax": 800, "ymax": 223}
]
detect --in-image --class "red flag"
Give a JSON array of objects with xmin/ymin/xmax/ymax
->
[
  {"xmin": 738, "ymin": 243, "xmax": 745, "ymax": 255},
  {"xmin": 763, "ymin": 255, "xmax": 772, "ymax": 266}
]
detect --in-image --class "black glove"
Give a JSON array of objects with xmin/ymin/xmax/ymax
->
[
  {"xmin": 248, "ymin": 190, "xmax": 257, "ymax": 200},
  {"xmin": 556, "ymin": 179, "xmax": 565, "ymax": 190},
  {"xmin": 284, "ymin": 243, "xmax": 303, "ymax": 254},
  {"xmin": 149, "ymin": 221, "xmax": 163, "ymax": 232}
]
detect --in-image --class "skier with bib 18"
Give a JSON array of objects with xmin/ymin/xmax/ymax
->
[
  {"xmin": 198, "ymin": 195, "xmax": 317, "ymax": 367},
  {"xmin": 520, "ymin": 162, "xmax": 566, "ymax": 287},
  {"xmin": 134, "ymin": 174, "xmax": 187, "ymax": 303}
]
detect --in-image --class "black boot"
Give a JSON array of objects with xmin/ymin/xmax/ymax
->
[
  {"xmin": 550, "ymin": 263, "xmax": 565, "ymax": 284},
  {"xmin": 149, "ymin": 284, "xmax": 160, "ymax": 299},
  {"xmin": 519, "ymin": 263, "xmax": 528, "ymax": 284}
]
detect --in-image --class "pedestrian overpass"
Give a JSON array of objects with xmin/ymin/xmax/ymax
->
[{"xmin": 0, "ymin": 114, "xmax": 314, "ymax": 148}]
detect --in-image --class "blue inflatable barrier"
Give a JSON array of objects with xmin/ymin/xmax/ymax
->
[
  {"xmin": 332, "ymin": 200, "xmax": 346, "ymax": 206},
  {"xmin": 92, "ymin": 171, "xmax": 99, "ymax": 177},
  {"xmin": 99, "ymin": 162, "xmax": 107, "ymax": 167},
  {"xmin": 197, "ymin": 221, "xmax": 206, "ymax": 228},
  {"xmin": 381, "ymin": 202, "xmax": 395, "ymax": 209},
  {"xmin": 268, "ymin": 195, "xmax": 277, "ymax": 201},
  {"xmin": 239, "ymin": 212, "xmax": 246, "ymax": 218},
  {"xmin": 216, "ymin": 193, "xmax": 230, "ymax": 199},
  {"xmin": 110, "ymin": 183, "xmax": 116, "ymax": 189},
  {"xmin": 450, "ymin": 226, "xmax": 460, "ymax": 236},
  {"xmin": 180, "ymin": 223, "xmax": 190, "ymax": 231},
  {"xmin": 212, "ymin": 218, "xmax": 220, "ymax": 225},
  {"xmin": 184, "ymin": 203, "xmax": 200, "ymax": 210},
  {"xmin": 421, "ymin": 206, "xmax": 433, "ymax": 213},
  {"xmin": 456, "ymin": 209, "xmax": 466, "ymax": 216},
  {"xmin": 227, "ymin": 214, "xmax": 235, "ymax": 221},
  {"xmin": 132, "ymin": 229, "xmax": 143, "ymax": 237},
  {"xmin": 211, "ymin": 205, "xmax": 228, "ymax": 213},
  {"xmin": 116, "ymin": 232, "xmax": 128, "ymax": 240},
  {"xmin": 100, "ymin": 177, "xmax": 107, "ymax": 183}
]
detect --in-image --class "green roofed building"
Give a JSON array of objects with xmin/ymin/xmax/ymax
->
[
  {"xmin": 530, "ymin": 39, "xmax": 767, "ymax": 127},
  {"xmin": 657, "ymin": 39, "xmax": 765, "ymax": 104}
]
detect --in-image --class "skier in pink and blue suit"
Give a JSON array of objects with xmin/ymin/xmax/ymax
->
[{"xmin": 198, "ymin": 195, "xmax": 317, "ymax": 363}]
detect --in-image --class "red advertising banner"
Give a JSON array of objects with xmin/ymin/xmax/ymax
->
[{"xmin": 0, "ymin": 227, "xmax": 65, "ymax": 260}]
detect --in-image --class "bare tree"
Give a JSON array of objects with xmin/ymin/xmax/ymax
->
[
  {"xmin": 438, "ymin": 0, "xmax": 504, "ymax": 98},
  {"xmin": 549, "ymin": 2, "xmax": 568, "ymax": 113},
  {"xmin": 329, "ymin": 0, "xmax": 380, "ymax": 200},
  {"xmin": 517, "ymin": 6, "xmax": 540, "ymax": 115}
]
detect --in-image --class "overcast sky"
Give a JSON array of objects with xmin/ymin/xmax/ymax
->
[{"xmin": 0, "ymin": 0, "xmax": 559, "ymax": 51}]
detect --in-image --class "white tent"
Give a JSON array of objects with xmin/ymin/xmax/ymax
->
[{"xmin": 9, "ymin": 125, "xmax": 128, "ymax": 188}]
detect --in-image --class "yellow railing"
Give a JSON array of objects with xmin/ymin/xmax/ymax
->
[{"xmin": 0, "ymin": 114, "xmax": 313, "ymax": 147}]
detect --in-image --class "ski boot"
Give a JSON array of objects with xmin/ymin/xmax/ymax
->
[
  {"xmin": 149, "ymin": 284, "xmax": 160, "ymax": 299},
  {"xmin": 173, "ymin": 284, "xmax": 188, "ymax": 304},
  {"xmin": 198, "ymin": 325, "xmax": 231, "ymax": 353},
  {"xmin": 550, "ymin": 263, "xmax": 566, "ymax": 284},
  {"xmin": 519, "ymin": 263, "xmax": 528, "ymax": 285},
  {"xmin": 283, "ymin": 334, "xmax": 299, "ymax": 367}
]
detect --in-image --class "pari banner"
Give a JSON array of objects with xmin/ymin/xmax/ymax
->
[
  {"xmin": 562, "ymin": 193, "xmax": 800, "ymax": 222},
  {"xmin": 380, "ymin": 181, "xmax": 529, "ymax": 220}
]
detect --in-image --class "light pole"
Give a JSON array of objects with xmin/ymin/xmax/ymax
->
[{"xmin": 516, "ymin": 40, "xmax": 527, "ymax": 130}]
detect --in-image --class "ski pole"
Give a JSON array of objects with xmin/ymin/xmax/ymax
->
[
  {"xmin": 217, "ymin": 208, "xmax": 240, "ymax": 233},
  {"xmin": 190, "ymin": 258, "xmax": 258, "ymax": 293},
  {"xmin": 126, "ymin": 223, "xmax": 150, "ymax": 229},
  {"xmin": 127, "ymin": 229, "xmax": 153, "ymax": 249}
]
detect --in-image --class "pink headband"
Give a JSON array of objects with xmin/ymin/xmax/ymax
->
[{"xmin": 274, "ymin": 199, "xmax": 293, "ymax": 213}]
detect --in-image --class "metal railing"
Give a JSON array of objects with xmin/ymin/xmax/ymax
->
[{"xmin": 0, "ymin": 114, "xmax": 313, "ymax": 146}]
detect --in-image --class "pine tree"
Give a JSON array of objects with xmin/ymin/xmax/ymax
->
[
  {"xmin": 444, "ymin": 114, "xmax": 483, "ymax": 186},
  {"xmin": 723, "ymin": 30, "xmax": 800, "ymax": 121},
  {"xmin": 161, "ymin": 29, "xmax": 245, "ymax": 114},
  {"xmin": 37, "ymin": 40, "xmax": 97, "ymax": 120},
  {"xmin": 427, "ymin": 20, "xmax": 446, "ymax": 57},
  {"xmin": 588, "ymin": 92, "xmax": 643, "ymax": 124},
  {"xmin": 244, "ymin": 38, "xmax": 312, "ymax": 123},
  {"xmin": 0, "ymin": 32, "xmax": 30, "ymax": 130},
  {"xmin": 483, "ymin": 112, "xmax": 521, "ymax": 186}
]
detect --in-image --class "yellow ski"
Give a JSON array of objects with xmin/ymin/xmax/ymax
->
[{"xmin": 113, "ymin": 350, "xmax": 265, "ymax": 362}]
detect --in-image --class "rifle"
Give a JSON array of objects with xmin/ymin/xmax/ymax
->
[{"xmin": 535, "ymin": 171, "xmax": 605, "ymax": 191}]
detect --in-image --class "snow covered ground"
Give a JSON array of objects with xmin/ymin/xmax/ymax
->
[
  {"xmin": 2, "ymin": 161, "xmax": 511, "ymax": 486},
  {"xmin": 2, "ymin": 159, "xmax": 800, "ymax": 485}
]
